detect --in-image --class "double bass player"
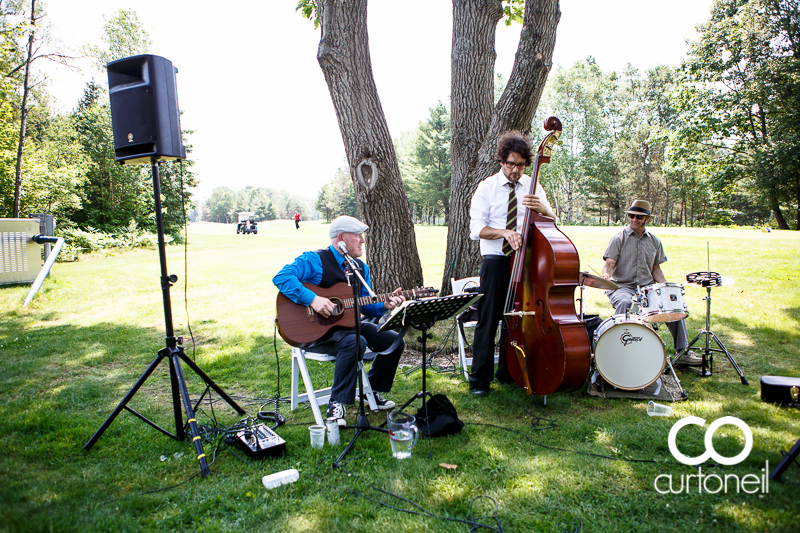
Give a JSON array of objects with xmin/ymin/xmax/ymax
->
[{"xmin": 467, "ymin": 131, "xmax": 557, "ymax": 397}]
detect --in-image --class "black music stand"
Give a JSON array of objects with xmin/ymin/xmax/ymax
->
[
  {"xmin": 379, "ymin": 294, "xmax": 482, "ymax": 425},
  {"xmin": 83, "ymin": 160, "xmax": 246, "ymax": 478}
]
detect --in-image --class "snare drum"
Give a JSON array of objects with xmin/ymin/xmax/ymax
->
[
  {"xmin": 636, "ymin": 282, "xmax": 688, "ymax": 323},
  {"xmin": 593, "ymin": 316, "xmax": 666, "ymax": 390}
]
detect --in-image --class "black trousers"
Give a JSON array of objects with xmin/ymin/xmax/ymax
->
[{"xmin": 469, "ymin": 255, "xmax": 511, "ymax": 388}]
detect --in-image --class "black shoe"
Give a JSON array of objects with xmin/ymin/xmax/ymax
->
[
  {"xmin": 362, "ymin": 392, "xmax": 395, "ymax": 410},
  {"xmin": 470, "ymin": 388, "xmax": 489, "ymax": 397},
  {"xmin": 495, "ymin": 372, "xmax": 514, "ymax": 384}
]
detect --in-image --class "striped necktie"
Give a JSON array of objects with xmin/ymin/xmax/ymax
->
[{"xmin": 502, "ymin": 181, "xmax": 517, "ymax": 256}]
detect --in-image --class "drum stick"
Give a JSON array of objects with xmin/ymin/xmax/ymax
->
[{"xmin": 588, "ymin": 264, "xmax": 602, "ymax": 276}]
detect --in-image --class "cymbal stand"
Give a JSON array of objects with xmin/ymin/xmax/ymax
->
[{"xmin": 672, "ymin": 280, "xmax": 748, "ymax": 385}]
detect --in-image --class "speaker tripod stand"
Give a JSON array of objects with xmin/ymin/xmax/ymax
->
[
  {"xmin": 83, "ymin": 160, "xmax": 246, "ymax": 477},
  {"xmin": 672, "ymin": 272, "xmax": 748, "ymax": 385}
]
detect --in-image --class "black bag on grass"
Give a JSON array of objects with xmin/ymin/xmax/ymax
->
[{"xmin": 413, "ymin": 393, "xmax": 463, "ymax": 437}]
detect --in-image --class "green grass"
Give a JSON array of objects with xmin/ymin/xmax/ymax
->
[{"xmin": 1, "ymin": 220, "xmax": 798, "ymax": 532}]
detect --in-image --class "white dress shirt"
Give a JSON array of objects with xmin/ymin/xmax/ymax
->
[{"xmin": 469, "ymin": 170, "xmax": 554, "ymax": 257}]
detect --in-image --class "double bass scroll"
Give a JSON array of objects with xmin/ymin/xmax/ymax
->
[{"xmin": 502, "ymin": 117, "xmax": 592, "ymax": 396}]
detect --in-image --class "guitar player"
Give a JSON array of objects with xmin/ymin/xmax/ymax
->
[{"xmin": 272, "ymin": 215, "xmax": 406, "ymax": 425}]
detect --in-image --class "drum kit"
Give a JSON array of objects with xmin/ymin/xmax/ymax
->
[{"xmin": 577, "ymin": 268, "xmax": 747, "ymax": 396}]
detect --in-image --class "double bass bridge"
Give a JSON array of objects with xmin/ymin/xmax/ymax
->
[{"xmin": 504, "ymin": 310, "xmax": 537, "ymax": 317}]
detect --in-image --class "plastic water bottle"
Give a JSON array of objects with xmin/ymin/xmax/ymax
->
[{"xmin": 262, "ymin": 468, "xmax": 299, "ymax": 489}]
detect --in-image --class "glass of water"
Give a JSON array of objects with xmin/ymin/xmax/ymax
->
[{"xmin": 387, "ymin": 409, "xmax": 419, "ymax": 459}]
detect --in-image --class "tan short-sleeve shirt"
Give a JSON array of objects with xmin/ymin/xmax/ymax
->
[{"xmin": 603, "ymin": 226, "xmax": 667, "ymax": 289}]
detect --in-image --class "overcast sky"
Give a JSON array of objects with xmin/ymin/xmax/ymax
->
[{"xmin": 44, "ymin": 0, "xmax": 714, "ymax": 203}]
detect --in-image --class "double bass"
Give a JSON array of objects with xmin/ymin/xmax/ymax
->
[{"xmin": 503, "ymin": 117, "xmax": 591, "ymax": 395}]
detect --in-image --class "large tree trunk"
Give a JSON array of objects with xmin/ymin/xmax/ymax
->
[
  {"xmin": 443, "ymin": 0, "xmax": 560, "ymax": 292},
  {"xmin": 769, "ymin": 185, "xmax": 790, "ymax": 230},
  {"xmin": 13, "ymin": 0, "xmax": 36, "ymax": 218},
  {"xmin": 316, "ymin": 0, "xmax": 423, "ymax": 293}
]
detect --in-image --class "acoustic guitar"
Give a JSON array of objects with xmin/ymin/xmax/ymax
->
[{"xmin": 276, "ymin": 282, "xmax": 437, "ymax": 347}]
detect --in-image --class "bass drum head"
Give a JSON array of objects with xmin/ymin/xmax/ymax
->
[{"xmin": 593, "ymin": 317, "xmax": 665, "ymax": 390}]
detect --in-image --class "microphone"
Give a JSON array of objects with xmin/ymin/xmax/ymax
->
[{"xmin": 336, "ymin": 241, "xmax": 349, "ymax": 256}]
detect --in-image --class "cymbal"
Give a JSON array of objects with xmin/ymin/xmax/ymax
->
[{"xmin": 578, "ymin": 271, "xmax": 619, "ymax": 291}]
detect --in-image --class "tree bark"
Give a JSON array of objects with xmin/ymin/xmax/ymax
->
[
  {"xmin": 769, "ymin": 185, "xmax": 789, "ymax": 230},
  {"xmin": 13, "ymin": 0, "xmax": 36, "ymax": 218},
  {"xmin": 443, "ymin": 0, "xmax": 560, "ymax": 291},
  {"xmin": 316, "ymin": 0, "xmax": 423, "ymax": 293}
]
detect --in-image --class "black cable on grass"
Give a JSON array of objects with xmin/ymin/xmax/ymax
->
[
  {"xmin": 308, "ymin": 453, "xmax": 510, "ymax": 532},
  {"xmin": 177, "ymin": 160, "xmax": 196, "ymax": 361}
]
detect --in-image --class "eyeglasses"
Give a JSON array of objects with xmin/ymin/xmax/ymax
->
[
  {"xmin": 504, "ymin": 161, "xmax": 527, "ymax": 170},
  {"xmin": 628, "ymin": 214, "xmax": 646, "ymax": 220}
]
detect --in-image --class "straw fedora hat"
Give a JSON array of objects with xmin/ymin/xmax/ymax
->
[{"xmin": 626, "ymin": 200, "xmax": 651, "ymax": 216}]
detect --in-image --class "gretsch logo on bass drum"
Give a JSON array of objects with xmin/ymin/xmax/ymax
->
[{"xmin": 620, "ymin": 328, "xmax": 643, "ymax": 346}]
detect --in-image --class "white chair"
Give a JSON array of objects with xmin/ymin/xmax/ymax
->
[
  {"xmin": 290, "ymin": 346, "xmax": 378, "ymax": 426},
  {"xmin": 451, "ymin": 276, "xmax": 487, "ymax": 379}
]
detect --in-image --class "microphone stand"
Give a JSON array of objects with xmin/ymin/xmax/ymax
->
[{"xmin": 333, "ymin": 252, "xmax": 387, "ymax": 468}]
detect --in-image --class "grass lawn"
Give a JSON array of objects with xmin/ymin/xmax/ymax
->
[{"xmin": 1, "ymin": 220, "xmax": 798, "ymax": 532}]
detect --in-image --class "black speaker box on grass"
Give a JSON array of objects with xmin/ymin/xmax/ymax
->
[{"xmin": 107, "ymin": 54, "xmax": 186, "ymax": 164}]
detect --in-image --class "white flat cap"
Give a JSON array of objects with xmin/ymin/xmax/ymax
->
[{"xmin": 329, "ymin": 215, "xmax": 369, "ymax": 238}]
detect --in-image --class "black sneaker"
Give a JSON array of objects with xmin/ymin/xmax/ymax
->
[
  {"xmin": 363, "ymin": 392, "xmax": 395, "ymax": 410},
  {"xmin": 326, "ymin": 400, "xmax": 346, "ymax": 426}
]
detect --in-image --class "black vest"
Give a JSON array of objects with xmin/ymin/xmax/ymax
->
[{"xmin": 316, "ymin": 248, "xmax": 365, "ymax": 289}]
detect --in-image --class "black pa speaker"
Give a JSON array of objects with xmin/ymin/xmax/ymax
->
[{"xmin": 107, "ymin": 54, "xmax": 186, "ymax": 165}]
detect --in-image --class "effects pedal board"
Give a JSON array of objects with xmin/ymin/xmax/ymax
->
[{"xmin": 235, "ymin": 424, "xmax": 286, "ymax": 458}]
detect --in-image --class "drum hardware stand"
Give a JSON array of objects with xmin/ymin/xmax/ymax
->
[
  {"xmin": 333, "ymin": 252, "xmax": 388, "ymax": 468},
  {"xmin": 83, "ymin": 159, "xmax": 246, "ymax": 478},
  {"xmin": 673, "ymin": 272, "xmax": 748, "ymax": 385},
  {"xmin": 662, "ymin": 346, "xmax": 688, "ymax": 399},
  {"xmin": 379, "ymin": 294, "xmax": 482, "ymax": 432},
  {"xmin": 770, "ymin": 437, "xmax": 800, "ymax": 481}
]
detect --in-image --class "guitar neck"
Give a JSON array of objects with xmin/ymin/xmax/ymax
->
[{"xmin": 345, "ymin": 288, "xmax": 424, "ymax": 310}]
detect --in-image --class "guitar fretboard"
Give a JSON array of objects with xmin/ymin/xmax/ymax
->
[{"xmin": 340, "ymin": 288, "xmax": 428, "ymax": 310}]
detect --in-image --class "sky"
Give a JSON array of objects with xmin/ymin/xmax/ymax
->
[{"xmin": 44, "ymin": 0, "xmax": 715, "ymax": 204}]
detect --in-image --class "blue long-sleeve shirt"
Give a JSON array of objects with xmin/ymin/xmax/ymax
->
[{"xmin": 272, "ymin": 245, "xmax": 386, "ymax": 318}]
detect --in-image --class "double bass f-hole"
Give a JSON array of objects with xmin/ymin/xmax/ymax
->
[{"xmin": 536, "ymin": 299, "xmax": 552, "ymax": 335}]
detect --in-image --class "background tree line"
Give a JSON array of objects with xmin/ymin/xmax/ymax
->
[
  {"xmin": 311, "ymin": 0, "xmax": 798, "ymax": 232},
  {"xmin": 0, "ymin": 3, "xmax": 195, "ymax": 248},
  {"xmin": 200, "ymin": 185, "xmax": 316, "ymax": 224}
]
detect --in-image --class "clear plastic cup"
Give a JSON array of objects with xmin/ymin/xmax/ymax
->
[
  {"xmin": 309, "ymin": 424, "xmax": 325, "ymax": 448},
  {"xmin": 647, "ymin": 401, "xmax": 673, "ymax": 417}
]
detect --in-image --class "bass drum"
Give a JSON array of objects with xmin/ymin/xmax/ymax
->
[{"xmin": 593, "ymin": 316, "xmax": 666, "ymax": 390}]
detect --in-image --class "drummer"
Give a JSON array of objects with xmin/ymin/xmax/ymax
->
[{"xmin": 601, "ymin": 200, "xmax": 701, "ymax": 366}]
